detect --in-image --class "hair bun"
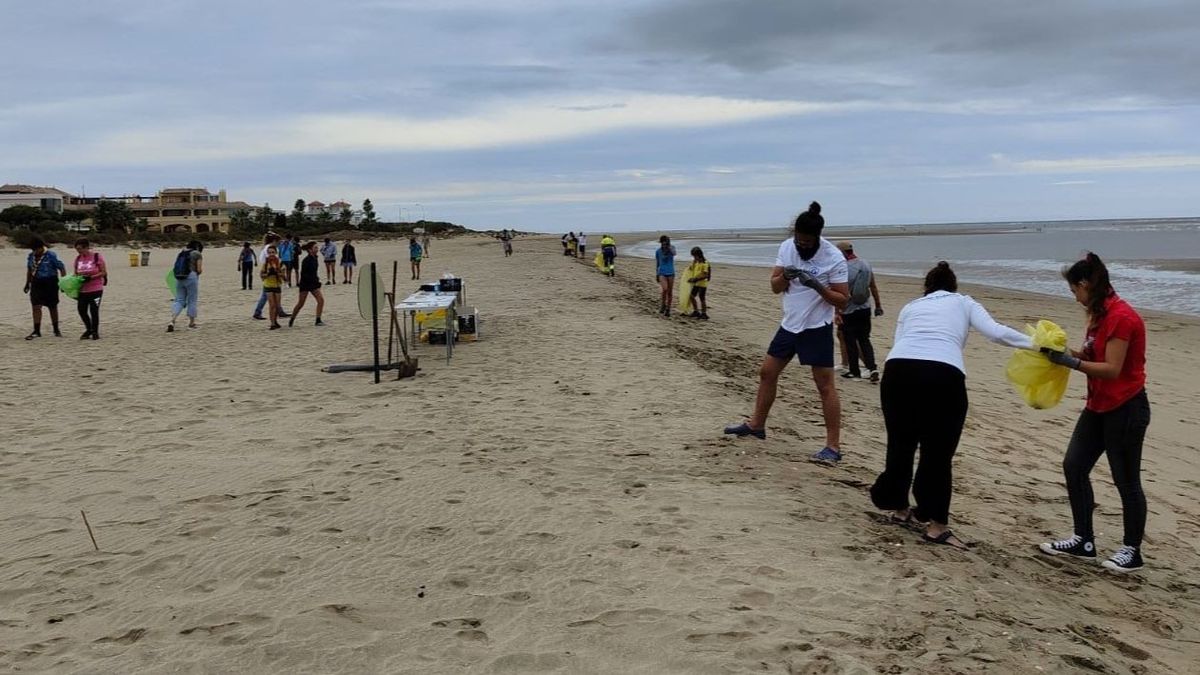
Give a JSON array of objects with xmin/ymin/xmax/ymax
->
[
  {"xmin": 936, "ymin": 261, "xmax": 950, "ymax": 269},
  {"xmin": 808, "ymin": 201, "xmax": 821, "ymax": 215}
]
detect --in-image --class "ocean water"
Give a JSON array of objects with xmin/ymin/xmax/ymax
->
[{"xmin": 625, "ymin": 218, "xmax": 1200, "ymax": 317}]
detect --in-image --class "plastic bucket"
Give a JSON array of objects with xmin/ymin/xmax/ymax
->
[{"xmin": 128, "ymin": 252, "xmax": 140, "ymax": 267}]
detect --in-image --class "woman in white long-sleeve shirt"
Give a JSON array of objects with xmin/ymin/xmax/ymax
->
[{"xmin": 870, "ymin": 262, "xmax": 1034, "ymax": 549}]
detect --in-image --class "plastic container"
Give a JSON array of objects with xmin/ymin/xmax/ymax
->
[
  {"xmin": 140, "ymin": 250, "xmax": 151, "ymax": 266},
  {"xmin": 128, "ymin": 251, "xmax": 140, "ymax": 267}
]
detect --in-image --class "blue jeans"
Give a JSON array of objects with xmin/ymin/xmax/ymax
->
[
  {"xmin": 254, "ymin": 289, "xmax": 268, "ymax": 317},
  {"xmin": 172, "ymin": 273, "xmax": 199, "ymax": 320}
]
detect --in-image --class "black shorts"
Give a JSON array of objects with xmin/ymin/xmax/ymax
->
[
  {"xmin": 265, "ymin": 287, "xmax": 281, "ymax": 294},
  {"xmin": 286, "ymin": 259, "xmax": 299, "ymax": 271},
  {"xmin": 29, "ymin": 277, "xmax": 60, "ymax": 307},
  {"xmin": 767, "ymin": 323, "xmax": 835, "ymax": 367},
  {"xmin": 690, "ymin": 285, "xmax": 707, "ymax": 300}
]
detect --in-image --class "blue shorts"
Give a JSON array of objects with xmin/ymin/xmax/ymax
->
[{"xmin": 767, "ymin": 324, "xmax": 834, "ymax": 367}]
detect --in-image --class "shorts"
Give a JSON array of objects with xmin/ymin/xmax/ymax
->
[
  {"xmin": 286, "ymin": 259, "xmax": 299, "ymax": 271},
  {"xmin": 767, "ymin": 323, "xmax": 835, "ymax": 367},
  {"xmin": 264, "ymin": 286, "xmax": 281, "ymax": 294},
  {"xmin": 29, "ymin": 277, "xmax": 60, "ymax": 307},
  {"xmin": 341, "ymin": 261, "xmax": 356, "ymax": 268},
  {"xmin": 324, "ymin": 258, "xmax": 337, "ymax": 264},
  {"xmin": 690, "ymin": 285, "xmax": 707, "ymax": 300},
  {"xmin": 411, "ymin": 256, "xmax": 422, "ymax": 263}
]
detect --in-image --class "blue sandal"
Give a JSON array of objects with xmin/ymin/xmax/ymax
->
[{"xmin": 723, "ymin": 422, "xmax": 766, "ymax": 440}]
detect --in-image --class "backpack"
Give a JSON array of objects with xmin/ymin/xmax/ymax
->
[
  {"xmin": 173, "ymin": 250, "xmax": 192, "ymax": 280},
  {"xmin": 849, "ymin": 263, "xmax": 871, "ymax": 305}
]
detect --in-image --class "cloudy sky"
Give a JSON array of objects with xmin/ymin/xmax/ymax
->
[{"xmin": 3, "ymin": 0, "xmax": 1198, "ymax": 231}]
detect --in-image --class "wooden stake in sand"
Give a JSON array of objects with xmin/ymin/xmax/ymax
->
[{"xmin": 80, "ymin": 509, "xmax": 99, "ymax": 551}]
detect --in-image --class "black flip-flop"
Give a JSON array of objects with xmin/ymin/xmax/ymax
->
[
  {"xmin": 922, "ymin": 530, "xmax": 970, "ymax": 550},
  {"xmin": 889, "ymin": 511, "xmax": 926, "ymax": 532}
]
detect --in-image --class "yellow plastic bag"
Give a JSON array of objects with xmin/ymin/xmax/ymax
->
[{"xmin": 1005, "ymin": 320, "xmax": 1070, "ymax": 409}]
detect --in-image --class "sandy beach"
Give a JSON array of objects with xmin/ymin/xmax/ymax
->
[{"xmin": 1, "ymin": 234, "xmax": 1198, "ymax": 673}]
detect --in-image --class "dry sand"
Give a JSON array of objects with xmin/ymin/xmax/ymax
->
[{"xmin": 1, "ymin": 235, "xmax": 1198, "ymax": 673}]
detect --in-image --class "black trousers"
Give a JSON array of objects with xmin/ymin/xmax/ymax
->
[
  {"xmin": 871, "ymin": 359, "xmax": 968, "ymax": 524},
  {"xmin": 241, "ymin": 264, "xmax": 254, "ymax": 289},
  {"xmin": 1063, "ymin": 390, "xmax": 1150, "ymax": 547},
  {"xmin": 842, "ymin": 308, "xmax": 877, "ymax": 375},
  {"xmin": 77, "ymin": 291, "xmax": 102, "ymax": 334}
]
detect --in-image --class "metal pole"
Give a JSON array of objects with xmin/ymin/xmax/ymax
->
[{"xmin": 370, "ymin": 262, "xmax": 380, "ymax": 384}]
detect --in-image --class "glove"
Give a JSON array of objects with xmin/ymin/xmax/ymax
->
[
  {"xmin": 23, "ymin": 283, "xmax": 30, "ymax": 294},
  {"xmin": 874, "ymin": 307, "xmax": 884, "ymax": 317},
  {"xmin": 782, "ymin": 266, "xmax": 803, "ymax": 280},
  {"xmin": 1041, "ymin": 348, "xmax": 1081, "ymax": 370},
  {"xmin": 793, "ymin": 269, "xmax": 822, "ymax": 290}
]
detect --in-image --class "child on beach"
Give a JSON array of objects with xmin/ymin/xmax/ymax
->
[
  {"xmin": 320, "ymin": 238, "xmax": 338, "ymax": 285},
  {"xmin": 655, "ymin": 235, "xmax": 676, "ymax": 316},
  {"xmin": 409, "ymin": 237, "xmax": 423, "ymax": 280},
  {"xmin": 261, "ymin": 245, "xmax": 284, "ymax": 329},
  {"xmin": 289, "ymin": 241, "xmax": 325, "ymax": 327},
  {"xmin": 685, "ymin": 247, "xmax": 711, "ymax": 320},
  {"xmin": 1039, "ymin": 253, "xmax": 1151, "ymax": 573}
]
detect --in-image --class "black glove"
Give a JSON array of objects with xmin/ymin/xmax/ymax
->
[
  {"xmin": 782, "ymin": 266, "xmax": 803, "ymax": 280},
  {"xmin": 1041, "ymin": 348, "xmax": 1081, "ymax": 370},
  {"xmin": 23, "ymin": 282, "xmax": 30, "ymax": 294},
  {"xmin": 874, "ymin": 307, "xmax": 884, "ymax": 317},
  {"xmin": 793, "ymin": 269, "xmax": 822, "ymax": 290}
]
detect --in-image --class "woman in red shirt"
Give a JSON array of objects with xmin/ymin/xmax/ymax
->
[{"xmin": 1038, "ymin": 253, "xmax": 1150, "ymax": 573}]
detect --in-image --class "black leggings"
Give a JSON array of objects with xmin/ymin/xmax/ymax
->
[
  {"xmin": 871, "ymin": 359, "xmax": 968, "ymax": 524},
  {"xmin": 842, "ymin": 308, "xmax": 877, "ymax": 375},
  {"xmin": 77, "ymin": 291, "xmax": 102, "ymax": 335},
  {"xmin": 1063, "ymin": 390, "xmax": 1150, "ymax": 547},
  {"xmin": 241, "ymin": 264, "xmax": 254, "ymax": 289}
]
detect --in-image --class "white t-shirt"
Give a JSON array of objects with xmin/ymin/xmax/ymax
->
[
  {"xmin": 258, "ymin": 246, "xmax": 273, "ymax": 265},
  {"xmin": 886, "ymin": 291, "xmax": 1034, "ymax": 374},
  {"xmin": 775, "ymin": 238, "xmax": 848, "ymax": 333},
  {"xmin": 578, "ymin": 235, "xmax": 587, "ymax": 246}
]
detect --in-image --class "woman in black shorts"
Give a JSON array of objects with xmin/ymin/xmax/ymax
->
[
  {"xmin": 288, "ymin": 241, "xmax": 325, "ymax": 326},
  {"xmin": 23, "ymin": 237, "xmax": 67, "ymax": 339}
]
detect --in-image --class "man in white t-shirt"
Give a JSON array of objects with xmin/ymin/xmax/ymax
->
[{"xmin": 724, "ymin": 202, "xmax": 850, "ymax": 463}]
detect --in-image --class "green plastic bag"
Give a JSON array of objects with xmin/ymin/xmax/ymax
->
[
  {"xmin": 1005, "ymin": 320, "xmax": 1070, "ymax": 409},
  {"xmin": 59, "ymin": 274, "xmax": 85, "ymax": 300},
  {"xmin": 165, "ymin": 268, "xmax": 177, "ymax": 295}
]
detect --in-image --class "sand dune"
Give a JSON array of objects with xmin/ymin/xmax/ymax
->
[{"xmin": 1, "ymin": 235, "xmax": 1197, "ymax": 673}]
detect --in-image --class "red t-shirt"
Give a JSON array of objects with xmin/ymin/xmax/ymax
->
[{"xmin": 1081, "ymin": 294, "xmax": 1146, "ymax": 413}]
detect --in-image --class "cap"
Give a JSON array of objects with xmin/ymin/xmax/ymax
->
[{"xmin": 836, "ymin": 240, "xmax": 853, "ymax": 252}]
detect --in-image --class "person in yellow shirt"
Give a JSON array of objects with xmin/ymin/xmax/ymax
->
[
  {"xmin": 260, "ymin": 245, "xmax": 285, "ymax": 330},
  {"xmin": 600, "ymin": 235, "xmax": 616, "ymax": 276},
  {"xmin": 686, "ymin": 246, "xmax": 711, "ymax": 320}
]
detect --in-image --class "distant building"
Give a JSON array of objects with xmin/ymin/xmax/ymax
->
[
  {"xmin": 68, "ymin": 187, "xmax": 255, "ymax": 234},
  {"xmin": 306, "ymin": 200, "xmax": 327, "ymax": 218},
  {"xmin": 0, "ymin": 184, "xmax": 70, "ymax": 214},
  {"xmin": 329, "ymin": 200, "xmax": 352, "ymax": 219}
]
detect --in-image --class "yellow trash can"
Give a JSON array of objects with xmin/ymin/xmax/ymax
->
[{"xmin": 128, "ymin": 251, "xmax": 140, "ymax": 267}]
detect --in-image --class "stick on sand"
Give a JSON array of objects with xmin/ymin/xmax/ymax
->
[{"xmin": 80, "ymin": 509, "xmax": 99, "ymax": 551}]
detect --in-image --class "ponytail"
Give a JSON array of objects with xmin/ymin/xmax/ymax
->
[{"xmin": 1062, "ymin": 252, "xmax": 1113, "ymax": 322}]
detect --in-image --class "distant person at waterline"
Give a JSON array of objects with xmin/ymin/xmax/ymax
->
[
  {"xmin": 340, "ymin": 238, "xmax": 357, "ymax": 284},
  {"xmin": 655, "ymin": 235, "xmax": 676, "ymax": 316},
  {"xmin": 321, "ymin": 237, "xmax": 338, "ymax": 285},
  {"xmin": 724, "ymin": 202, "xmax": 849, "ymax": 464},
  {"xmin": 836, "ymin": 240, "xmax": 883, "ymax": 382}
]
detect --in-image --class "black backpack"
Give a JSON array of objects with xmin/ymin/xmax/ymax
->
[{"xmin": 173, "ymin": 250, "xmax": 192, "ymax": 280}]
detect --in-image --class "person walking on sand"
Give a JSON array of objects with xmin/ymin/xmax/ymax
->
[
  {"xmin": 168, "ymin": 240, "xmax": 204, "ymax": 332},
  {"xmin": 836, "ymin": 240, "xmax": 884, "ymax": 382},
  {"xmin": 655, "ymin": 235, "xmax": 677, "ymax": 316},
  {"xmin": 421, "ymin": 232, "xmax": 431, "ymax": 258},
  {"xmin": 261, "ymin": 244, "xmax": 285, "ymax": 329},
  {"xmin": 340, "ymin": 238, "xmax": 357, "ymax": 284},
  {"xmin": 1038, "ymin": 253, "xmax": 1151, "ymax": 573},
  {"xmin": 320, "ymin": 237, "xmax": 338, "ymax": 285},
  {"xmin": 409, "ymin": 237, "xmax": 423, "ymax": 280},
  {"xmin": 869, "ymin": 262, "xmax": 1035, "ymax": 550},
  {"xmin": 71, "ymin": 238, "xmax": 107, "ymax": 340},
  {"xmin": 253, "ymin": 233, "xmax": 290, "ymax": 320},
  {"xmin": 279, "ymin": 233, "xmax": 297, "ymax": 287},
  {"xmin": 500, "ymin": 230, "xmax": 514, "ymax": 257},
  {"xmin": 722, "ymin": 202, "xmax": 849, "ymax": 462},
  {"xmin": 289, "ymin": 241, "xmax": 326, "ymax": 327},
  {"xmin": 600, "ymin": 234, "xmax": 616, "ymax": 276},
  {"xmin": 238, "ymin": 241, "xmax": 256, "ymax": 290},
  {"xmin": 23, "ymin": 237, "xmax": 66, "ymax": 339},
  {"xmin": 685, "ymin": 246, "xmax": 711, "ymax": 319},
  {"xmin": 578, "ymin": 232, "xmax": 587, "ymax": 259}
]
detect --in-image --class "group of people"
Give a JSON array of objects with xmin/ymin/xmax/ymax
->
[
  {"xmin": 22, "ymin": 236, "xmax": 106, "ymax": 340},
  {"xmin": 242, "ymin": 233, "xmax": 348, "ymax": 329},
  {"xmin": 721, "ymin": 201, "xmax": 1151, "ymax": 573},
  {"xmin": 649, "ymin": 235, "xmax": 712, "ymax": 319},
  {"xmin": 560, "ymin": 231, "xmax": 587, "ymax": 258}
]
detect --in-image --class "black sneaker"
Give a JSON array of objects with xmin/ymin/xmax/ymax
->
[
  {"xmin": 1038, "ymin": 534, "xmax": 1096, "ymax": 559},
  {"xmin": 1102, "ymin": 546, "xmax": 1144, "ymax": 573},
  {"xmin": 841, "ymin": 371, "xmax": 862, "ymax": 379}
]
